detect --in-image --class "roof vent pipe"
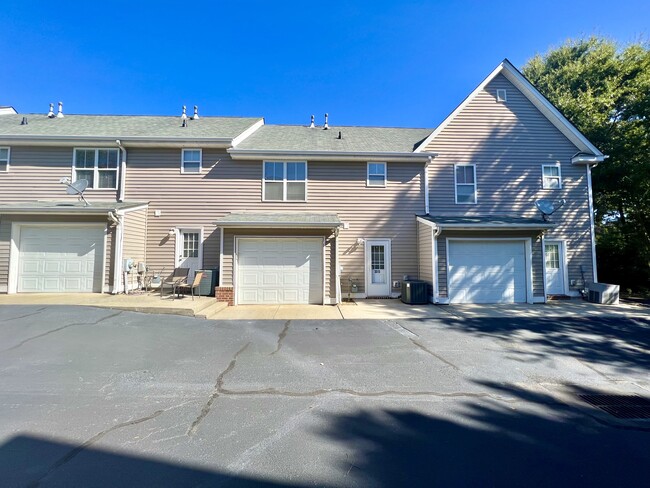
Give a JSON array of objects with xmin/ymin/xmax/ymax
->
[
  {"xmin": 192, "ymin": 105, "xmax": 199, "ymax": 120},
  {"xmin": 309, "ymin": 115, "xmax": 315, "ymax": 128},
  {"xmin": 56, "ymin": 101, "xmax": 64, "ymax": 118},
  {"xmin": 337, "ymin": 131, "xmax": 342, "ymax": 139},
  {"xmin": 21, "ymin": 117, "xmax": 28, "ymax": 125},
  {"xmin": 181, "ymin": 118, "xmax": 188, "ymax": 128},
  {"xmin": 323, "ymin": 113, "xmax": 329, "ymax": 130},
  {"xmin": 47, "ymin": 103, "xmax": 55, "ymax": 118},
  {"xmin": 181, "ymin": 105, "xmax": 187, "ymax": 120}
]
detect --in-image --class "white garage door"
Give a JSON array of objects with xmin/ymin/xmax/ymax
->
[
  {"xmin": 237, "ymin": 238, "xmax": 323, "ymax": 304},
  {"xmin": 18, "ymin": 225, "xmax": 105, "ymax": 293},
  {"xmin": 448, "ymin": 240, "xmax": 527, "ymax": 304}
]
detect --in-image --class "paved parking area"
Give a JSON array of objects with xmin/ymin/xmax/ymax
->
[{"xmin": 0, "ymin": 305, "xmax": 649, "ymax": 487}]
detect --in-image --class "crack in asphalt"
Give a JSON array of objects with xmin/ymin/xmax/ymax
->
[
  {"xmin": 187, "ymin": 342, "xmax": 251, "ymax": 436},
  {"xmin": 3, "ymin": 311, "xmax": 124, "ymax": 353},
  {"xmin": 410, "ymin": 338, "xmax": 461, "ymax": 371},
  {"xmin": 1, "ymin": 306, "xmax": 48, "ymax": 321},
  {"xmin": 27, "ymin": 409, "xmax": 164, "ymax": 488},
  {"xmin": 270, "ymin": 320, "xmax": 291, "ymax": 355},
  {"xmin": 218, "ymin": 386, "xmax": 502, "ymax": 400}
]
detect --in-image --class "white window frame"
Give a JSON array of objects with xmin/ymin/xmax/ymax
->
[
  {"xmin": 496, "ymin": 89, "xmax": 507, "ymax": 102},
  {"xmin": 366, "ymin": 162, "xmax": 387, "ymax": 187},
  {"xmin": 262, "ymin": 161, "xmax": 308, "ymax": 202},
  {"xmin": 0, "ymin": 147, "xmax": 10, "ymax": 172},
  {"xmin": 72, "ymin": 148, "xmax": 119, "ymax": 190},
  {"xmin": 181, "ymin": 148, "xmax": 202, "ymax": 174},
  {"xmin": 454, "ymin": 164, "xmax": 477, "ymax": 204},
  {"xmin": 542, "ymin": 163, "xmax": 562, "ymax": 189}
]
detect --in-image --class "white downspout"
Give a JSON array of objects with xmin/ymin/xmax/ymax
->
[
  {"xmin": 109, "ymin": 211, "xmax": 124, "ymax": 294},
  {"xmin": 586, "ymin": 164, "xmax": 598, "ymax": 283},
  {"xmin": 334, "ymin": 228, "xmax": 341, "ymax": 304},
  {"xmin": 116, "ymin": 140, "xmax": 127, "ymax": 203},
  {"xmin": 432, "ymin": 225, "xmax": 441, "ymax": 303},
  {"xmin": 424, "ymin": 156, "xmax": 432, "ymax": 215}
]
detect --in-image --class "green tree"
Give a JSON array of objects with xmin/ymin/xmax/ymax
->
[{"xmin": 523, "ymin": 37, "xmax": 650, "ymax": 293}]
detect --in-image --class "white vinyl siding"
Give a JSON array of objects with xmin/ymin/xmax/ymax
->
[
  {"xmin": 542, "ymin": 164, "xmax": 561, "ymax": 189},
  {"xmin": 263, "ymin": 161, "xmax": 307, "ymax": 201},
  {"xmin": 454, "ymin": 164, "xmax": 476, "ymax": 204},
  {"xmin": 0, "ymin": 147, "xmax": 9, "ymax": 172},
  {"xmin": 367, "ymin": 162, "xmax": 386, "ymax": 187},
  {"xmin": 73, "ymin": 148, "xmax": 119, "ymax": 189},
  {"xmin": 181, "ymin": 149, "xmax": 202, "ymax": 174}
]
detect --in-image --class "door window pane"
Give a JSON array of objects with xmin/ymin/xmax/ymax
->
[
  {"xmin": 371, "ymin": 245, "xmax": 386, "ymax": 284},
  {"xmin": 183, "ymin": 232, "xmax": 200, "ymax": 258},
  {"xmin": 545, "ymin": 244, "xmax": 560, "ymax": 269}
]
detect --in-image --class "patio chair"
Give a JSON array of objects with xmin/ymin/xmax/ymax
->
[
  {"xmin": 177, "ymin": 271, "xmax": 204, "ymax": 300},
  {"xmin": 160, "ymin": 267, "xmax": 190, "ymax": 298}
]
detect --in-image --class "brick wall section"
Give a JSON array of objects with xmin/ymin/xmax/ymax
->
[{"xmin": 216, "ymin": 286, "xmax": 234, "ymax": 306}]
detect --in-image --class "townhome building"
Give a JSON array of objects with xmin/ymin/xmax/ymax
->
[{"xmin": 0, "ymin": 60, "xmax": 605, "ymax": 305}]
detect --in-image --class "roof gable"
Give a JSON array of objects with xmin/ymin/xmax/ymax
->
[{"xmin": 415, "ymin": 59, "xmax": 604, "ymax": 157}]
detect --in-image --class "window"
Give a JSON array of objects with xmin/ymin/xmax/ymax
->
[
  {"xmin": 182, "ymin": 149, "xmax": 202, "ymax": 173},
  {"xmin": 542, "ymin": 164, "xmax": 562, "ymax": 189},
  {"xmin": 263, "ymin": 161, "xmax": 307, "ymax": 201},
  {"xmin": 455, "ymin": 164, "xmax": 476, "ymax": 204},
  {"xmin": 73, "ymin": 148, "xmax": 119, "ymax": 189},
  {"xmin": 545, "ymin": 243, "xmax": 560, "ymax": 269},
  {"xmin": 0, "ymin": 147, "xmax": 9, "ymax": 172},
  {"xmin": 367, "ymin": 162, "xmax": 386, "ymax": 187},
  {"xmin": 496, "ymin": 89, "xmax": 507, "ymax": 102}
]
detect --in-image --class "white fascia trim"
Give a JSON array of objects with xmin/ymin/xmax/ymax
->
[
  {"xmin": 213, "ymin": 222, "xmax": 342, "ymax": 229},
  {"xmin": 229, "ymin": 149, "xmax": 437, "ymax": 162},
  {"xmin": 121, "ymin": 203, "xmax": 150, "ymax": 214},
  {"xmin": 414, "ymin": 59, "xmax": 604, "ymax": 157},
  {"xmin": 231, "ymin": 119, "xmax": 265, "ymax": 147},
  {"xmin": 415, "ymin": 216, "xmax": 440, "ymax": 230},
  {"xmin": 571, "ymin": 154, "xmax": 607, "ymax": 165}
]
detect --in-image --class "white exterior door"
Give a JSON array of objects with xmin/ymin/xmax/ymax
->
[
  {"xmin": 448, "ymin": 240, "xmax": 527, "ymax": 304},
  {"xmin": 176, "ymin": 229, "xmax": 202, "ymax": 279},
  {"xmin": 237, "ymin": 238, "xmax": 323, "ymax": 304},
  {"xmin": 366, "ymin": 239, "xmax": 391, "ymax": 297},
  {"xmin": 545, "ymin": 242, "xmax": 566, "ymax": 295},
  {"xmin": 17, "ymin": 225, "xmax": 104, "ymax": 292}
]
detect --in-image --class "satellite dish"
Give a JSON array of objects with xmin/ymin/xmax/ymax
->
[
  {"xmin": 535, "ymin": 198, "xmax": 566, "ymax": 221},
  {"xmin": 66, "ymin": 179, "xmax": 88, "ymax": 195},
  {"xmin": 59, "ymin": 178, "xmax": 90, "ymax": 206}
]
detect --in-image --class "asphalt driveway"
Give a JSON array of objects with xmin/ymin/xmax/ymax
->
[{"xmin": 1, "ymin": 305, "xmax": 649, "ymax": 487}]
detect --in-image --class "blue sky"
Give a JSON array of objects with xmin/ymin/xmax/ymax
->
[{"xmin": 1, "ymin": 1, "xmax": 647, "ymax": 128}]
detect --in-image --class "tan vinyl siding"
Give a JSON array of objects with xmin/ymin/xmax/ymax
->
[
  {"xmin": 0, "ymin": 215, "xmax": 112, "ymax": 293},
  {"xmin": 417, "ymin": 220, "xmax": 433, "ymax": 297},
  {"xmin": 425, "ymin": 73, "xmax": 594, "ymax": 291},
  {"xmin": 125, "ymin": 149, "xmax": 425, "ymax": 297},
  {"xmin": 436, "ymin": 230, "xmax": 544, "ymax": 299},
  {"xmin": 122, "ymin": 208, "xmax": 148, "ymax": 264},
  {"xmin": 0, "ymin": 146, "xmax": 118, "ymax": 202}
]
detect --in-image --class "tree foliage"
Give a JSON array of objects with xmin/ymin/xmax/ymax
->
[{"xmin": 523, "ymin": 37, "xmax": 650, "ymax": 292}]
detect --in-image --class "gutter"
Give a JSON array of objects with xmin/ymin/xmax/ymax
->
[
  {"xmin": 0, "ymin": 135, "xmax": 234, "ymax": 148},
  {"xmin": 228, "ymin": 148, "xmax": 438, "ymax": 162}
]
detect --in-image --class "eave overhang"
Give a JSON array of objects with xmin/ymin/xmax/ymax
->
[
  {"xmin": 214, "ymin": 212, "xmax": 343, "ymax": 229},
  {"xmin": 0, "ymin": 135, "xmax": 235, "ymax": 148},
  {"xmin": 416, "ymin": 215, "xmax": 555, "ymax": 231}
]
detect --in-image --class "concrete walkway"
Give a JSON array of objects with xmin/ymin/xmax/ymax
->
[
  {"xmin": 0, "ymin": 292, "xmax": 227, "ymax": 319},
  {"xmin": 0, "ymin": 294, "xmax": 647, "ymax": 320}
]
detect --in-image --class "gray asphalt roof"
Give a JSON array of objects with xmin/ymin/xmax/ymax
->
[
  {"xmin": 420, "ymin": 215, "xmax": 554, "ymax": 227},
  {"xmin": 215, "ymin": 212, "xmax": 342, "ymax": 227},
  {"xmin": 0, "ymin": 114, "xmax": 262, "ymax": 140},
  {"xmin": 233, "ymin": 125, "xmax": 433, "ymax": 153},
  {"xmin": 0, "ymin": 201, "xmax": 147, "ymax": 214}
]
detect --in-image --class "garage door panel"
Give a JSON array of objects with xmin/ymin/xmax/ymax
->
[
  {"xmin": 448, "ymin": 240, "xmax": 527, "ymax": 304},
  {"xmin": 17, "ymin": 226, "xmax": 104, "ymax": 293},
  {"xmin": 237, "ymin": 238, "xmax": 323, "ymax": 305}
]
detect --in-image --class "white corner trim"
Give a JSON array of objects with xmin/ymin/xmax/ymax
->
[
  {"xmin": 218, "ymin": 227, "xmax": 224, "ymax": 287},
  {"xmin": 231, "ymin": 118, "xmax": 265, "ymax": 147}
]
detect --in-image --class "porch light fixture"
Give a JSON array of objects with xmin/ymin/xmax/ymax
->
[{"xmin": 168, "ymin": 228, "xmax": 176, "ymax": 236}]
